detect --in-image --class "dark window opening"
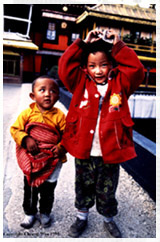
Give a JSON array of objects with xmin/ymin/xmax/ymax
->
[
  {"xmin": 4, "ymin": 19, "xmax": 29, "ymax": 35},
  {"xmin": 3, "ymin": 55, "xmax": 20, "ymax": 76},
  {"xmin": 4, "ymin": 4, "xmax": 30, "ymax": 19},
  {"xmin": 3, "ymin": 4, "xmax": 33, "ymax": 37}
]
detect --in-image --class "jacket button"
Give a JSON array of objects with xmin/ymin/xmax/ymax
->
[
  {"xmin": 90, "ymin": 130, "xmax": 94, "ymax": 134},
  {"xmin": 95, "ymin": 94, "xmax": 99, "ymax": 98}
]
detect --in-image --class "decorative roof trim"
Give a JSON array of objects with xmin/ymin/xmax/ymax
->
[
  {"xmin": 3, "ymin": 39, "xmax": 38, "ymax": 50},
  {"xmin": 76, "ymin": 4, "xmax": 156, "ymax": 26},
  {"xmin": 42, "ymin": 10, "xmax": 76, "ymax": 22}
]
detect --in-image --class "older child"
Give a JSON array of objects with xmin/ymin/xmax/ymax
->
[
  {"xmin": 58, "ymin": 29, "xmax": 144, "ymax": 237},
  {"xmin": 10, "ymin": 76, "xmax": 66, "ymax": 229}
]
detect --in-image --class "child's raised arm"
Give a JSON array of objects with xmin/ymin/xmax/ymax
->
[
  {"xmin": 58, "ymin": 39, "xmax": 86, "ymax": 93},
  {"xmin": 111, "ymin": 37, "xmax": 145, "ymax": 96},
  {"xmin": 84, "ymin": 29, "xmax": 102, "ymax": 43}
]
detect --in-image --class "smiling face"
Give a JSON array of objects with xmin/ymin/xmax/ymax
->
[
  {"xmin": 87, "ymin": 51, "xmax": 112, "ymax": 84},
  {"xmin": 30, "ymin": 77, "xmax": 59, "ymax": 113}
]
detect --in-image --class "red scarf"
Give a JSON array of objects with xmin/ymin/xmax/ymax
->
[{"xmin": 16, "ymin": 122, "xmax": 60, "ymax": 187}]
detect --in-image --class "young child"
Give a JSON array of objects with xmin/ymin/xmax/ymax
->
[
  {"xmin": 58, "ymin": 29, "xmax": 144, "ymax": 238},
  {"xmin": 10, "ymin": 76, "xmax": 66, "ymax": 229}
]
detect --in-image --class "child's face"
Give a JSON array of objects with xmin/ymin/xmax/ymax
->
[
  {"xmin": 30, "ymin": 78, "xmax": 59, "ymax": 113},
  {"xmin": 87, "ymin": 51, "xmax": 112, "ymax": 84}
]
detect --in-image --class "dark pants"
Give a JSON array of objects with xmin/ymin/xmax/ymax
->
[
  {"xmin": 23, "ymin": 176, "xmax": 57, "ymax": 215},
  {"xmin": 75, "ymin": 157, "xmax": 119, "ymax": 218}
]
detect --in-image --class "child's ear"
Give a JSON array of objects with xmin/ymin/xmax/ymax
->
[{"xmin": 29, "ymin": 92, "xmax": 35, "ymax": 100}]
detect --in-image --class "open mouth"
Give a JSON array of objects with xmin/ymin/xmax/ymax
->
[
  {"xmin": 96, "ymin": 77, "xmax": 103, "ymax": 79},
  {"xmin": 95, "ymin": 76, "xmax": 105, "ymax": 82},
  {"xmin": 44, "ymin": 99, "xmax": 51, "ymax": 103},
  {"xmin": 95, "ymin": 76, "xmax": 104, "ymax": 79}
]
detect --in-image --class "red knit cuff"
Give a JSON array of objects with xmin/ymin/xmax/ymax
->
[
  {"xmin": 74, "ymin": 38, "xmax": 88, "ymax": 49},
  {"xmin": 112, "ymin": 40, "xmax": 126, "ymax": 57}
]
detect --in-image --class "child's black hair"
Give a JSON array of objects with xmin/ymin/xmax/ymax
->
[
  {"xmin": 32, "ymin": 75, "xmax": 59, "ymax": 92},
  {"xmin": 82, "ymin": 39, "xmax": 114, "ymax": 67}
]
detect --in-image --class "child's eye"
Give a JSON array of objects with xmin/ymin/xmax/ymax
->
[
  {"xmin": 40, "ymin": 88, "xmax": 45, "ymax": 92},
  {"xmin": 102, "ymin": 63, "xmax": 108, "ymax": 67},
  {"xmin": 50, "ymin": 89, "xmax": 56, "ymax": 93},
  {"xmin": 89, "ymin": 65, "xmax": 95, "ymax": 68}
]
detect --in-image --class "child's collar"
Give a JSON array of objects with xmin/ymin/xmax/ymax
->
[
  {"xmin": 87, "ymin": 73, "xmax": 109, "ymax": 85},
  {"xmin": 96, "ymin": 81, "xmax": 108, "ymax": 86}
]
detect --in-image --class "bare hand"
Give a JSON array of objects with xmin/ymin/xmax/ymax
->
[
  {"xmin": 51, "ymin": 145, "xmax": 60, "ymax": 158},
  {"xmin": 84, "ymin": 28, "xmax": 120, "ymax": 45},
  {"xmin": 106, "ymin": 29, "xmax": 120, "ymax": 45},
  {"xmin": 24, "ymin": 136, "xmax": 39, "ymax": 155},
  {"xmin": 84, "ymin": 29, "xmax": 103, "ymax": 44}
]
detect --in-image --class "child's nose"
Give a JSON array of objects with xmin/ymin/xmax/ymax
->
[
  {"xmin": 45, "ymin": 90, "xmax": 50, "ymax": 96},
  {"xmin": 95, "ymin": 66, "xmax": 102, "ymax": 73}
]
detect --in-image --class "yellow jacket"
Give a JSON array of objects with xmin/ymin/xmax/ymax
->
[{"xmin": 10, "ymin": 102, "xmax": 66, "ymax": 162}]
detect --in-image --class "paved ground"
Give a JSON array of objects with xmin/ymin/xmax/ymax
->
[{"xmin": 3, "ymin": 83, "xmax": 156, "ymax": 238}]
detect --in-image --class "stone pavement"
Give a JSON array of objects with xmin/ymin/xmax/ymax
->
[{"xmin": 3, "ymin": 83, "xmax": 156, "ymax": 238}]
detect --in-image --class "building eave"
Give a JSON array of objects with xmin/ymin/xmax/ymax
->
[
  {"xmin": 3, "ymin": 32, "xmax": 39, "ymax": 50},
  {"xmin": 76, "ymin": 4, "xmax": 156, "ymax": 26},
  {"xmin": 3, "ymin": 39, "xmax": 39, "ymax": 50},
  {"xmin": 76, "ymin": 10, "xmax": 156, "ymax": 26},
  {"xmin": 42, "ymin": 10, "xmax": 76, "ymax": 22}
]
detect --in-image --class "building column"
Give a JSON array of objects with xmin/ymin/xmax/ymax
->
[{"xmin": 20, "ymin": 53, "xmax": 23, "ymax": 83}]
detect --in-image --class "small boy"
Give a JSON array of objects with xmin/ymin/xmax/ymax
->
[
  {"xmin": 10, "ymin": 76, "xmax": 66, "ymax": 229},
  {"xmin": 58, "ymin": 29, "xmax": 144, "ymax": 237}
]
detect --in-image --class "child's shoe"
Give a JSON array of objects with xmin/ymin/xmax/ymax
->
[
  {"xmin": 68, "ymin": 217, "xmax": 87, "ymax": 237},
  {"xmin": 103, "ymin": 220, "xmax": 122, "ymax": 238},
  {"xmin": 20, "ymin": 215, "xmax": 36, "ymax": 229},
  {"xmin": 40, "ymin": 213, "xmax": 51, "ymax": 228}
]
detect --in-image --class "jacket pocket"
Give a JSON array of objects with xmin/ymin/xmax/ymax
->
[
  {"xmin": 64, "ymin": 115, "xmax": 81, "ymax": 141},
  {"xmin": 115, "ymin": 114, "xmax": 134, "ymax": 149}
]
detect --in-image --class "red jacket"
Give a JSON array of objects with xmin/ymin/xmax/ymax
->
[{"xmin": 58, "ymin": 39, "xmax": 144, "ymax": 164}]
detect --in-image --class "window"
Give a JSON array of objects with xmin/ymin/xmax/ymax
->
[
  {"xmin": 71, "ymin": 33, "xmax": 80, "ymax": 42},
  {"xmin": 46, "ymin": 22, "xmax": 56, "ymax": 41},
  {"xmin": 3, "ymin": 55, "xmax": 20, "ymax": 76},
  {"xmin": 3, "ymin": 4, "xmax": 33, "ymax": 38}
]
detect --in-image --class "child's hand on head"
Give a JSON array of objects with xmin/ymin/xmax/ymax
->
[
  {"xmin": 84, "ymin": 29, "xmax": 103, "ymax": 44},
  {"xmin": 106, "ymin": 29, "xmax": 120, "ymax": 45},
  {"xmin": 24, "ymin": 136, "xmax": 39, "ymax": 155},
  {"xmin": 84, "ymin": 28, "xmax": 120, "ymax": 45}
]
